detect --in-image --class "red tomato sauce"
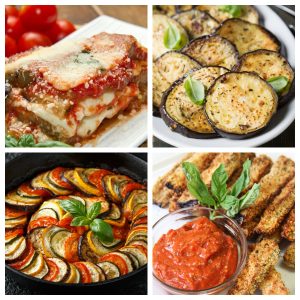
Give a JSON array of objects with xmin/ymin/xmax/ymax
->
[{"xmin": 153, "ymin": 216, "xmax": 238, "ymax": 291}]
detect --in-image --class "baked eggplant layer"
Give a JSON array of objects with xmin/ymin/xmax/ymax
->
[
  {"xmin": 235, "ymin": 50, "xmax": 294, "ymax": 97},
  {"xmin": 205, "ymin": 72, "xmax": 278, "ymax": 136},
  {"xmin": 172, "ymin": 10, "xmax": 219, "ymax": 39},
  {"xmin": 161, "ymin": 67, "xmax": 229, "ymax": 137},
  {"xmin": 195, "ymin": 5, "xmax": 259, "ymax": 24},
  {"xmin": 153, "ymin": 51, "xmax": 200, "ymax": 108},
  {"xmin": 153, "ymin": 14, "xmax": 188, "ymax": 60},
  {"xmin": 183, "ymin": 35, "xmax": 239, "ymax": 69},
  {"xmin": 216, "ymin": 18, "xmax": 280, "ymax": 55}
]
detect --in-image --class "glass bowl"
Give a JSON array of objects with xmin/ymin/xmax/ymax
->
[{"xmin": 152, "ymin": 206, "xmax": 248, "ymax": 295}]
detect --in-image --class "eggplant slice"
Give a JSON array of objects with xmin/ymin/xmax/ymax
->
[
  {"xmin": 182, "ymin": 35, "xmax": 239, "ymax": 70},
  {"xmin": 195, "ymin": 5, "xmax": 259, "ymax": 24},
  {"xmin": 205, "ymin": 72, "xmax": 278, "ymax": 139},
  {"xmin": 160, "ymin": 66, "xmax": 229, "ymax": 138},
  {"xmin": 216, "ymin": 18, "xmax": 281, "ymax": 55},
  {"xmin": 153, "ymin": 14, "xmax": 188, "ymax": 60},
  {"xmin": 153, "ymin": 51, "xmax": 200, "ymax": 109},
  {"xmin": 234, "ymin": 49, "xmax": 294, "ymax": 104},
  {"xmin": 172, "ymin": 10, "xmax": 219, "ymax": 39}
]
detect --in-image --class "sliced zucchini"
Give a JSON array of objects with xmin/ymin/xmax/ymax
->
[
  {"xmin": 5, "ymin": 191, "xmax": 41, "ymax": 211},
  {"xmin": 78, "ymin": 232, "xmax": 100, "ymax": 264},
  {"xmin": 216, "ymin": 18, "xmax": 280, "ymax": 55},
  {"xmin": 153, "ymin": 51, "xmax": 200, "ymax": 108},
  {"xmin": 205, "ymin": 72, "xmax": 278, "ymax": 138},
  {"xmin": 173, "ymin": 10, "xmax": 219, "ymax": 39},
  {"xmin": 153, "ymin": 14, "xmax": 188, "ymax": 60},
  {"xmin": 83, "ymin": 197, "xmax": 110, "ymax": 216},
  {"xmin": 97, "ymin": 261, "xmax": 120, "ymax": 280},
  {"xmin": 82, "ymin": 262, "xmax": 106, "ymax": 282},
  {"xmin": 127, "ymin": 240, "xmax": 147, "ymax": 250},
  {"xmin": 10, "ymin": 243, "xmax": 37, "ymax": 271},
  {"xmin": 5, "ymin": 215, "xmax": 27, "ymax": 229},
  {"xmin": 50, "ymin": 229, "xmax": 73, "ymax": 259},
  {"xmin": 120, "ymin": 246, "xmax": 147, "ymax": 267},
  {"xmin": 22, "ymin": 253, "xmax": 47, "ymax": 278},
  {"xmin": 17, "ymin": 183, "xmax": 49, "ymax": 199},
  {"xmin": 30, "ymin": 208, "xmax": 58, "ymax": 221},
  {"xmin": 160, "ymin": 66, "xmax": 228, "ymax": 138},
  {"xmin": 234, "ymin": 49, "xmax": 294, "ymax": 102},
  {"xmin": 47, "ymin": 167, "xmax": 73, "ymax": 192},
  {"xmin": 100, "ymin": 252, "xmax": 133, "ymax": 275},
  {"xmin": 183, "ymin": 35, "xmax": 239, "ymax": 69},
  {"xmin": 195, "ymin": 5, "xmax": 259, "ymax": 24},
  {"xmin": 124, "ymin": 190, "xmax": 147, "ymax": 220},
  {"xmin": 40, "ymin": 199, "xmax": 65, "ymax": 220},
  {"xmin": 64, "ymin": 263, "xmax": 81, "ymax": 283},
  {"xmin": 28, "ymin": 228, "xmax": 44, "ymax": 254},
  {"xmin": 5, "ymin": 236, "xmax": 26, "ymax": 261},
  {"xmin": 31, "ymin": 173, "xmax": 52, "ymax": 193},
  {"xmin": 45, "ymin": 257, "xmax": 70, "ymax": 282},
  {"xmin": 105, "ymin": 203, "xmax": 121, "ymax": 220}
]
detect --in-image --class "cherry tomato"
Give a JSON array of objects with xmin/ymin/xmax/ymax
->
[
  {"xmin": 6, "ymin": 16, "xmax": 25, "ymax": 40},
  {"xmin": 5, "ymin": 5, "xmax": 19, "ymax": 18},
  {"xmin": 19, "ymin": 5, "xmax": 57, "ymax": 31},
  {"xmin": 18, "ymin": 32, "xmax": 52, "ymax": 52},
  {"xmin": 46, "ymin": 19, "xmax": 76, "ymax": 43},
  {"xmin": 5, "ymin": 34, "xmax": 18, "ymax": 57}
]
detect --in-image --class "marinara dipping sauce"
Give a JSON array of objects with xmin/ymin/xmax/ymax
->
[{"xmin": 153, "ymin": 216, "xmax": 238, "ymax": 291}]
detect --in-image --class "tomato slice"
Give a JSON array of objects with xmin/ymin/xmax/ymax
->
[
  {"xmin": 5, "ymin": 206, "xmax": 28, "ymax": 218},
  {"xmin": 113, "ymin": 225, "xmax": 129, "ymax": 240},
  {"xmin": 18, "ymin": 182, "xmax": 51, "ymax": 197},
  {"xmin": 57, "ymin": 217, "xmax": 87, "ymax": 235},
  {"xmin": 27, "ymin": 216, "xmax": 57, "ymax": 233},
  {"xmin": 9, "ymin": 241, "xmax": 35, "ymax": 269},
  {"xmin": 132, "ymin": 216, "xmax": 147, "ymax": 226},
  {"xmin": 50, "ymin": 167, "xmax": 73, "ymax": 189},
  {"xmin": 99, "ymin": 253, "xmax": 128, "ymax": 275},
  {"xmin": 64, "ymin": 233, "xmax": 80, "ymax": 263},
  {"xmin": 43, "ymin": 258, "xmax": 60, "ymax": 281},
  {"xmin": 121, "ymin": 182, "xmax": 145, "ymax": 199},
  {"xmin": 5, "ymin": 228, "xmax": 24, "ymax": 240},
  {"xmin": 87, "ymin": 169, "xmax": 112, "ymax": 194},
  {"xmin": 73, "ymin": 262, "xmax": 92, "ymax": 283}
]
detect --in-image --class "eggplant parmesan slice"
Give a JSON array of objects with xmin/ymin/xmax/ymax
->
[
  {"xmin": 173, "ymin": 10, "xmax": 219, "ymax": 39},
  {"xmin": 153, "ymin": 14, "xmax": 188, "ymax": 60},
  {"xmin": 153, "ymin": 51, "xmax": 200, "ymax": 109},
  {"xmin": 160, "ymin": 66, "xmax": 228, "ymax": 138},
  {"xmin": 234, "ymin": 50, "xmax": 294, "ymax": 104},
  {"xmin": 216, "ymin": 18, "xmax": 280, "ymax": 55},
  {"xmin": 205, "ymin": 72, "xmax": 278, "ymax": 138},
  {"xmin": 97, "ymin": 261, "xmax": 120, "ymax": 279},
  {"xmin": 182, "ymin": 35, "xmax": 239, "ymax": 69}
]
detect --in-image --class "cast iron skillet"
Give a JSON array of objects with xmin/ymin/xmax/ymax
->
[{"xmin": 5, "ymin": 153, "xmax": 147, "ymax": 295}]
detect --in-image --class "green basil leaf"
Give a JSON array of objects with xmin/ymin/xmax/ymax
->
[
  {"xmin": 87, "ymin": 202, "xmax": 101, "ymax": 221},
  {"xmin": 211, "ymin": 164, "xmax": 228, "ymax": 203},
  {"xmin": 163, "ymin": 23, "xmax": 187, "ymax": 50},
  {"xmin": 219, "ymin": 5, "xmax": 242, "ymax": 17},
  {"xmin": 184, "ymin": 76, "xmax": 205, "ymax": 105},
  {"xmin": 220, "ymin": 195, "xmax": 238, "ymax": 211},
  {"xmin": 267, "ymin": 76, "xmax": 289, "ymax": 93},
  {"xmin": 35, "ymin": 141, "xmax": 72, "ymax": 147},
  {"xmin": 230, "ymin": 159, "xmax": 251, "ymax": 197},
  {"xmin": 17, "ymin": 134, "xmax": 36, "ymax": 147},
  {"xmin": 5, "ymin": 135, "xmax": 18, "ymax": 147},
  {"xmin": 60, "ymin": 199, "xmax": 86, "ymax": 217},
  {"xmin": 90, "ymin": 219, "xmax": 113, "ymax": 243},
  {"xmin": 71, "ymin": 216, "xmax": 91, "ymax": 226},
  {"xmin": 239, "ymin": 183, "xmax": 260, "ymax": 210},
  {"xmin": 182, "ymin": 162, "xmax": 215, "ymax": 207}
]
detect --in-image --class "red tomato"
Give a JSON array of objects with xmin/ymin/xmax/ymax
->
[
  {"xmin": 6, "ymin": 16, "xmax": 25, "ymax": 40},
  {"xmin": 19, "ymin": 5, "xmax": 57, "ymax": 31},
  {"xmin": 18, "ymin": 32, "xmax": 52, "ymax": 52},
  {"xmin": 5, "ymin": 5, "xmax": 19, "ymax": 18},
  {"xmin": 5, "ymin": 34, "xmax": 18, "ymax": 57},
  {"xmin": 46, "ymin": 19, "xmax": 76, "ymax": 43}
]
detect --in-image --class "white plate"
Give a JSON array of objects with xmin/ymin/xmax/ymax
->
[
  {"xmin": 152, "ymin": 152, "xmax": 295, "ymax": 294},
  {"xmin": 60, "ymin": 15, "xmax": 147, "ymax": 147},
  {"xmin": 153, "ymin": 6, "xmax": 295, "ymax": 147}
]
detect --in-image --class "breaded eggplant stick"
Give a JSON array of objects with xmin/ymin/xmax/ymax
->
[
  {"xmin": 172, "ymin": 153, "xmax": 255, "ymax": 212},
  {"xmin": 283, "ymin": 242, "xmax": 295, "ymax": 268},
  {"xmin": 281, "ymin": 208, "xmax": 295, "ymax": 241},
  {"xmin": 255, "ymin": 179, "xmax": 295, "ymax": 235},
  {"xmin": 241, "ymin": 218, "xmax": 260, "ymax": 239},
  {"xmin": 228, "ymin": 239, "xmax": 280, "ymax": 295},
  {"xmin": 259, "ymin": 267, "xmax": 289, "ymax": 295},
  {"xmin": 241, "ymin": 156, "xmax": 295, "ymax": 222}
]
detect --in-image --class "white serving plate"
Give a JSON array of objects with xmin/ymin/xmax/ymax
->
[
  {"xmin": 153, "ymin": 6, "xmax": 295, "ymax": 147},
  {"xmin": 60, "ymin": 15, "xmax": 147, "ymax": 147},
  {"xmin": 152, "ymin": 152, "xmax": 295, "ymax": 295}
]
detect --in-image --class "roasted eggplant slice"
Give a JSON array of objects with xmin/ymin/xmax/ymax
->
[
  {"xmin": 234, "ymin": 49, "xmax": 294, "ymax": 104},
  {"xmin": 120, "ymin": 246, "xmax": 147, "ymax": 267},
  {"xmin": 5, "ymin": 191, "xmax": 42, "ymax": 211},
  {"xmin": 205, "ymin": 72, "xmax": 278, "ymax": 139},
  {"xmin": 153, "ymin": 14, "xmax": 188, "ymax": 60},
  {"xmin": 195, "ymin": 5, "xmax": 259, "ymax": 24},
  {"xmin": 97, "ymin": 261, "xmax": 120, "ymax": 279},
  {"xmin": 173, "ymin": 9, "xmax": 219, "ymax": 39},
  {"xmin": 5, "ymin": 236, "xmax": 27, "ymax": 261},
  {"xmin": 160, "ymin": 66, "xmax": 228, "ymax": 138},
  {"xmin": 50, "ymin": 228, "xmax": 73, "ymax": 259},
  {"xmin": 64, "ymin": 263, "xmax": 81, "ymax": 283},
  {"xmin": 153, "ymin": 51, "xmax": 200, "ymax": 109},
  {"xmin": 78, "ymin": 232, "xmax": 100, "ymax": 264},
  {"xmin": 182, "ymin": 35, "xmax": 239, "ymax": 69},
  {"xmin": 105, "ymin": 203, "xmax": 121, "ymax": 220},
  {"xmin": 216, "ymin": 18, "xmax": 280, "ymax": 55}
]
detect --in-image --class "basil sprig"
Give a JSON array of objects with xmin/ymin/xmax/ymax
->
[
  {"xmin": 60, "ymin": 200, "xmax": 113, "ymax": 243},
  {"xmin": 184, "ymin": 76, "xmax": 205, "ymax": 105},
  {"xmin": 163, "ymin": 23, "xmax": 188, "ymax": 50},
  {"xmin": 5, "ymin": 134, "xmax": 71, "ymax": 147},
  {"xmin": 182, "ymin": 159, "xmax": 260, "ymax": 219},
  {"xmin": 267, "ymin": 76, "xmax": 289, "ymax": 93},
  {"xmin": 219, "ymin": 5, "xmax": 243, "ymax": 17}
]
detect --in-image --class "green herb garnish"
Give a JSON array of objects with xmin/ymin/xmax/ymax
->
[
  {"xmin": 5, "ymin": 134, "xmax": 71, "ymax": 148},
  {"xmin": 267, "ymin": 76, "xmax": 289, "ymax": 93},
  {"xmin": 184, "ymin": 76, "xmax": 205, "ymax": 105},
  {"xmin": 163, "ymin": 23, "xmax": 188, "ymax": 50},
  {"xmin": 182, "ymin": 159, "xmax": 260, "ymax": 219},
  {"xmin": 60, "ymin": 200, "xmax": 113, "ymax": 243},
  {"xmin": 219, "ymin": 5, "xmax": 243, "ymax": 18}
]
